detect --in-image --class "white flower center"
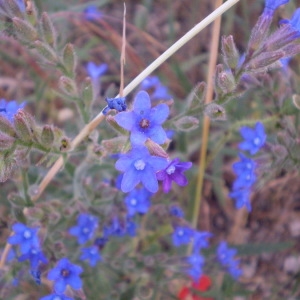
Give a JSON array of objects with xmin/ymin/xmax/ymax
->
[
  {"xmin": 166, "ymin": 165, "xmax": 176, "ymax": 175},
  {"xmin": 23, "ymin": 230, "xmax": 32, "ymax": 239},
  {"xmin": 130, "ymin": 198, "xmax": 137, "ymax": 206},
  {"xmin": 253, "ymin": 137, "xmax": 260, "ymax": 145},
  {"xmin": 134, "ymin": 159, "xmax": 146, "ymax": 170},
  {"xmin": 177, "ymin": 229, "xmax": 184, "ymax": 236},
  {"xmin": 246, "ymin": 163, "xmax": 252, "ymax": 169},
  {"xmin": 83, "ymin": 227, "xmax": 90, "ymax": 234}
]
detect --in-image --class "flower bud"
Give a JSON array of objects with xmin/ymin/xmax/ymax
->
[
  {"xmin": 271, "ymin": 144, "xmax": 288, "ymax": 159},
  {"xmin": 59, "ymin": 76, "xmax": 78, "ymax": 97},
  {"xmin": 40, "ymin": 12, "xmax": 57, "ymax": 47},
  {"xmin": 245, "ymin": 50, "xmax": 284, "ymax": 72},
  {"xmin": 222, "ymin": 35, "xmax": 240, "ymax": 69},
  {"xmin": 0, "ymin": 115, "xmax": 16, "ymax": 137},
  {"xmin": 145, "ymin": 138, "xmax": 169, "ymax": 159},
  {"xmin": 34, "ymin": 40, "xmax": 57, "ymax": 62},
  {"xmin": 24, "ymin": 0, "xmax": 38, "ymax": 25},
  {"xmin": 12, "ymin": 17, "xmax": 38, "ymax": 42},
  {"xmin": 14, "ymin": 110, "xmax": 35, "ymax": 142},
  {"xmin": 62, "ymin": 43, "xmax": 77, "ymax": 77},
  {"xmin": 215, "ymin": 68, "xmax": 236, "ymax": 94},
  {"xmin": 40, "ymin": 125, "xmax": 55, "ymax": 147},
  {"xmin": 204, "ymin": 103, "xmax": 226, "ymax": 121},
  {"xmin": 247, "ymin": 14, "xmax": 272, "ymax": 54},
  {"xmin": 0, "ymin": 133, "xmax": 15, "ymax": 150},
  {"xmin": 101, "ymin": 136, "xmax": 128, "ymax": 154},
  {"xmin": 174, "ymin": 116, "xmax": 199, "ymax": 132}
]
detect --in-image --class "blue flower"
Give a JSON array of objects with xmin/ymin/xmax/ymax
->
[
  {"xmin": 47, "ymin": 258, "xmax": 83, "ymax": 294},
  {"xmin": 80, "ymin": 246, "xmax": 102, "ymax": 267},
  {"xmin": 103, "ymin": 216, "xmax": 137, "ymax": 238},
  {"xmin": 217, "ymin": 241, "xmax": 242, "ymax": 279},
  {"xmin": 69, "ymin": 213, "xmax": 99, "ymax": 244},
  {"xmin": 86, "ymin": 62, "xmax": 108, "ymax": 79},
  {"xmin": 84, "ymin": 5, "xmax": 103, "ymax": 21},
  {"xmin": 140, "ymin": 76, "xmax": 160, "ymax": 89},
  {"xmin": 8, "ymin": 223, "xmax": 39, "ymax": 254},
  {"xmin": 94, "ymin": 237, "xmax": 108, "ymax": 249},
  {"xmin": 264, "ymin": 0, "xmax": 289, "ymax": 15},
  {"xmin": 229, "ymin": 188, "xmax": 252, "ymax": 212},
  {"xmin": 0, "ymin": 99, "xmax": 26, "ymax": 122},
  {"xmin": 192, "ymin": 231, "xmax": 212, "ymax": 253},
  {"xmin": 140, "ymin": 76, "xmax": 172, "ymax": 100},
  {"xmin": 124, "ymin": 187, "xmax": 152, "ymax": 216},
  {"xmin": 169, "ymin": 205, "xmax": 184, "ymax": 218},
  {"xmin": 114, "ymin": 90, "xmax": 169, "ymax": 145},
  {"xmin": 16, "ymin": 0, "xmax": 26, "ymax": 12},
  {"xmin": 232, "ymin": 153, "xmax": 256, "ymax": 175},
  {"xmin": 172, "ymin": 226, "xmax": 194, "ymax": 247},
  {"xmin": 40, "ymin": 294, "xmax": 74, "ymax": 300},
  {"xmin": 156, "ymin": 158, "xmax": 192, "ymax": 193},
  {"xmin": 18, "ymin": 247, "xmax": 48, "ymax": 269},
  {"xmin": 103, "ymin": 97, "xmax": 127, "ymax": 115},
  {"xmin": 239, "ymin": 122, "xmax": 266, "ymax": 155},
  {"xmin": 186, "ymin": 253, "xmax": 205, "ymax": 281},
  {"xmin": 115, "ymin": 145, "xmax": 168, "ymax": 193}
]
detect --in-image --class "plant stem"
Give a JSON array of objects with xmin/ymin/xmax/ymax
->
[{"xmin": 191, "ymin": 0, "xmax": 224, "ymax": 235}]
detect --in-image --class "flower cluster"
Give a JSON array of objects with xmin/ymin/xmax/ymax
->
[
  {"xmin": 230, "ymin": 122, "xmax": 266, "ymax": 211},
  {"xmin": 8, "ymin": 223, "xmax": 48, "ymax": 284},
  {"xmin": 171, "ymin": 222, "xmax": 212, "ymax": 281},
  {"xmin": 217, "ymin": 241, "xmax": 242, "ymax": 279}
]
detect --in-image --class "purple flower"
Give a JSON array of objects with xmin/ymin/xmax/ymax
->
[
  {"xmin": 80, "ymin": 246, "xmax": 102, "ymax": 267},
  {"xmin": 217, "ymin": 241, "xmax": 242, "ymax": 279},
  {"xmin": 16, "ymin": 0, "xmax": 26, "ymax": 12},
  {"xmin": 47, "ymin": 258, "xmax": 83, "ymax": 294},
  {"xmin": 84, "ymin": 5, "xmax": 103, "ymax": 21},
  {"xmin": 8, "ymin": 223, "xmax": 39, "ymax": 254},
  {"xmin": 86, "ymin": 62, "xmax": 108, "ymax": 79},
  {"xmin": 124, "ymin": 187, "xmax": 152, "ymax": 216},
  {"xmin": 239, "ymin": 122, "xmax": 266, "ymax": 155},
  {"xmin": 186, "ymin": 253, "xmax": 205, "ymax": 281},
  {"xmin": 115, "ymin": 145, "xmax": 168, "ymax": 193},
  {"xmin": 69, "ymin": 213, "xmax": 98, "ymax": 244},
  {"xmin": 0, "ymin": 99, "xmax": 26, "ymax": 122},
  {"xmin": 18, "ymin": 247, "xmax": 48, "ymax": 269},
  {"xmin": 156, "ymin": 158, "xmax": 192, "ymax": 193},
  {"xmin": 172, "ymin": 226, "xmax": 194, "ymax": 247},
  {"xmin": 114, "ymin": 90, "xmax": 169, "ymax": 145},
  {"xmin": 40, "ymin": 294, "xmax": 74, "ymax": 300}
]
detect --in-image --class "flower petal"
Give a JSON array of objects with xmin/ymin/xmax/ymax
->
[
  {"xmin": 130, "ymin": 130, "xmax": 147, "ymax": 145},
  {"xmin": 148, "ymin": 125, "xmax": 167, "ymax": 144},
  {"xmin": 114, "ymin": 111, "xmax": 135, "ymax": 131},
  {"xmin": 133, "ymin": 91, "xmax": 151, "ymax": 113},
  {"xmin": 115, "ymin": 156, "xmax": 133, "ymax": 172},
  {"xmin": 140, "ymin": 166, "xmax": 158, "ymax": 193},
  {"xmin": 121, "ymin": 168, "xmax": 140, "ymax": 192},
  {"xmin": 149, "ymin": 104, "xmax": 169, "ymax": 124},
  {"xmin": 171, "ymin": 172, "xmax": 188, "ymax": 186}
]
